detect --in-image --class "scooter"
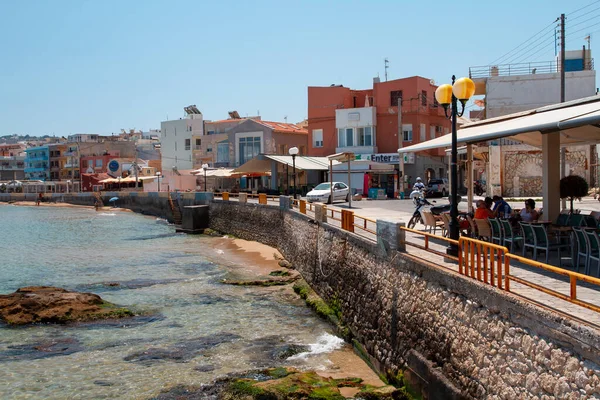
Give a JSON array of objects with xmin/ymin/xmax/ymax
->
[
  {"xmin": 407, "ymin": 196, "xmax": 453, "ymax": 229},
  {"xmin": 474, "ymin": 180, "xmax": 485, "ymax": 196}
]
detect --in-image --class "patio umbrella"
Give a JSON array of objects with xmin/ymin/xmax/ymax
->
[{"xmin": 109, "ymin": 197, "xmax": 119, "ymax": 202}]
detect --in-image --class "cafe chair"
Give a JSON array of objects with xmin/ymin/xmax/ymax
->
[
  {"xmin": 467, "ymin": 215, "xmax": 478, "ymax": 238},
  {"xmin": 568, "ymin": 214, "xmax": 585, "ymax": 227},
  {"xmin": 530, "ymin": 224, "xmax": 570, "ymax": 267},
  {"xmin": 555, "ymin": 213, "xmax": 570, "ymax": 226},
  {"xmin": 572, "ymin": 227, "xmax": 589, "ymax": 273},
  {"xmin": 488, "ymin": 218, "xmax": 503, "ymax": 245},
  {"xmin": 474, "ymin": 219, "xmax": 492, "ymax": 241},
  {"xmin": 501, "ymin": 219, "xmax": 523, "ymax": 253},
  {"xmin": 520, "ymin": 222, "xmax": 536, "ymax": 258},
  {"xmin": 583, "ymin": 229, "xmax": 600, "ymax": 277}
]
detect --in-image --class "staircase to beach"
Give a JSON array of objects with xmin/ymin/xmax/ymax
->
[
  {"xmin": 168, "ymin": 194, "xmax": 183, "ymax": 225},
  {"xmin": 93, "ymin": 191, "xmax": 104, "ymax": 206}
]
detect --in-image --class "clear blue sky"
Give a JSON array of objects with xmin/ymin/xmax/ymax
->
[{"xmin": 1, "ymin": 0, "xmax": 598, "ymax": 136}]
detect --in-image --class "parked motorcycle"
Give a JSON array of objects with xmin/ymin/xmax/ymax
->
[
  {"xmin": 407, "ymin": 196, "xmax": 453, "ymax": 229},
  {"xmin": 474, "ymin": 180, "xmax": 485, "ymax": 196}
]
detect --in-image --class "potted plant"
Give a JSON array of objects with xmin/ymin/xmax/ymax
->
[{"xmin": 560, "ymin": 175, "xmax": 589, "ymax": 214}]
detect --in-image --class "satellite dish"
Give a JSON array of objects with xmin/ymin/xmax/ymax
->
[{"xmin": 430, "ymin": 79, "xmax": 435, "ymax": 85}]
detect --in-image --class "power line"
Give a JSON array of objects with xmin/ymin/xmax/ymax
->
[
  {"xmin": 489, "ymin": 21, "xmax": 558, "ymax": 65},
  {"xmin": 511, "ymin": 37, "xmax": 558, "ymax": 64},
  {"xmin": 505, "ymin": 34, "xmax": 558, "ymax": 65},
  {"xmin": 567, "ymin": 0, "xmax": 600, "ymax": 18},
  {"xmin": 570, "ymin": 20, "xmax": 600, "ymax": 36},
  {"xmin": 569, "ymin": 13, "xmax": 600, "ymax": 29}
]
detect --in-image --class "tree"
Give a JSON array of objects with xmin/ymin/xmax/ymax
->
[{"xmin": 560, "ymin": 175, "xmax": 589, "ymax": 214}]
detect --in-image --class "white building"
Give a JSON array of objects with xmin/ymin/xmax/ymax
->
[
  {"xmin": 160, "ymin": 105, "xmax": 204, "ymax": 172},
  {"xmin": 469, "ymin": 50, "xmax": 597, "ymax": 196}
]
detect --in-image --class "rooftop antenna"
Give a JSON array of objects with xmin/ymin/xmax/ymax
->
[
  {"xmin": 384, "ymin": 58, "xmax": 389, "ymax": 81},
  {"xmin": 284, "ymin": 116, "xmax": 288, "ymax": 123}
]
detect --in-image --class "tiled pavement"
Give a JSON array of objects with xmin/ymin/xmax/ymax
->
[{"xmin": 222, "ymin": 196, "xmax": 600, "ymax": 327}]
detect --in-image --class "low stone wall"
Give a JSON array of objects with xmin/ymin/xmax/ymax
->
[
  {"xmin": 210, "ymin": 201, "xmax": 600, "ymax": 399},
  {"xmin": 0, "ymin": 191, "xmax": 214, "ymax": 224}
]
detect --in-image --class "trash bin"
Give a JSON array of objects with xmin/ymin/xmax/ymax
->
[{"xmin": 400, "ymin": 191, "xmax": 405, "ymax": 200}]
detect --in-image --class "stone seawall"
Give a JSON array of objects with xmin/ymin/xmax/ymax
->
[
  {"xmin": 209, "ymin": 201, "xmax": 600, "ymax": 399},
  {"xmin": 0, "ymin": 192, "xmax": 213, "ymax": 224}
]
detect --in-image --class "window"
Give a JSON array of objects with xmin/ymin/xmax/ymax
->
[
  {"xmin": 390, "ymin": 90, "xmax": 403, "ymax": 106},
  {"xmin": 337, "ymin": 128, "xmax": 346, "ymax": 147},
  {"xmin": 312, "ymin": 129, "xmax": 323, "ymax": 147},
  {"xmin": 217, "ymin": 142, "xmax": 229, "ymax": 163},
  {"xmin": 185, "ymin": 139, "xmax": 191, "ymax": 150},
  {"xmin": 421, "ymin": 91, "xmax": 427, "ymax": 106},
  {"xmin": 196, "ymin": 138, "xmax": 201, "ymax": 146},
  {"xmin": 420, "ymin": 124, "xmax": 426, "ymax": 141},
  {"xmin": 402, "ymin": 124, "xmax": 413, "ymax": 141},
  {"xmin": 207, "ymin": 147, "xmax": 213, "ymax": 152},
  {"xmin": 346, "ymin": 128, "xmax": 354, "ymax": 147},
  {"xmin": 207, "ymin": 130, "xmax": 215, "ymax": 135},
  {"xmin": 430, "ymin": 126, "xmax": 435, "ymax": 140},
  {"xmin": 239, "ymin": 137, "xmax": 261, "ymax": 165},
  {"xmin": 357, "ymin": 127, "xmax": 373, "ymax": 146},
  {"xmin": 95, "ymin": 159, "xmax": 102, "ymax": 167}
]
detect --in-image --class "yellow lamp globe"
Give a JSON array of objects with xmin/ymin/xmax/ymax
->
[
  {"xmin": 452, "ymin": 77, "xmax": 476, "ymax": 101},
  {"xmin": 435, "ymin": 84, "xmax": 453, "ymax": 105}
]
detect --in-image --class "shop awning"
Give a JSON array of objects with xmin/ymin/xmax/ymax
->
[
  {"xmin": 398, "ymin": 95, "xmax": 600, "ymax": 153},
  {"xmin": 263, "ymin": 155, "xmax": 338, "ymax": 171},
  {"xmin": 232, "ymin": 158, "xmax": 272, "ymax": 174}
]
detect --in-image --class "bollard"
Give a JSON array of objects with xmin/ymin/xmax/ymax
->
[
  {"xmin": 258, "ymin": 193, "xmax": 267, "ymax": 205},
  {"xmin": 299, "ymin": 199, "xmax": 306, "ymax": 214},
  {"xmin": 223, "ymin": 192, "xmax": 230, "ymax": 201},
  {"xmin": 341, "ymin": 209, "xmax": 354, "ymax": 232},
  {"xmin": 314, "ymin": 203, "xmax": 327, "ymax": 222},
  {"xmin": 377, "ymin": 219, "xmax": 405, "ymax": 255}
]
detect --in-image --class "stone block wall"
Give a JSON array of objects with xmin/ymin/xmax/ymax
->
[{"xmin": 209, "ymin": 201, "xmax": 600, "ymax": 399}]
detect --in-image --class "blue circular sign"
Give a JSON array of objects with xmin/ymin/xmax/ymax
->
[{"xmin": 108, "ymin": 160, "xmax": 119, "ymax": 172}]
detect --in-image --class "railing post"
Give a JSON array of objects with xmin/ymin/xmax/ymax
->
[
  {"xmin": 341, "ymin": 209, "xmax": 354, "ymax": 232},
  {"xmin": 570, "ymin": 276, "xmax": 577, "ymax": 300},
  {"xmin": 222, "ymin": 192, "xmax": 229, "ymax": 201},
  {"xmin": 279, "ymin": 196, "xmax": 292, "ymax": 210},
  {"xmin": 377, "ymin": 219, "xmax": 405, "ymax": 254},
  {"xmin": 314, "ymin": 204, "xmax": 328, "ymax": 222},
  {"xmin": 299, "ymin": 199, "xmax": 306, "ymax": 214},
  {"xmin": 505, "ymin": 256, "xmax": 511, "ymax": 291},
  {"xmin": 258, "ymin": 193, "xmax": 267, "ymax": 205},
  {"xmin": 458, "ymin": 238, "xmax": 463, "ymax": 274},
  {"xmin": 239, "ymin": 193, "xmax": 247, "ymax": 204}
]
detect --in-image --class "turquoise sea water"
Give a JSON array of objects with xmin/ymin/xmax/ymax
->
[{"xmin": 0, "ymin": 205, "xmax": 340, "ymax": 399}]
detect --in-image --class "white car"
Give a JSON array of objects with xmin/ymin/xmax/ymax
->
[{"xmin": 306, "ymin": 182, "xmax": 350, "ymax": 204}]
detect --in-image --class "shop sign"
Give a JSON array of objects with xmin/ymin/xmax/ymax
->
[{"xmin": 355, "ymin": 153, "xmax": 414, "ymax": 164}]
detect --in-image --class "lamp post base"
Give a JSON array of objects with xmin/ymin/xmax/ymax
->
[{"xmin": 446, "ymin": 245, "xmax": 458, "ymax": 257}]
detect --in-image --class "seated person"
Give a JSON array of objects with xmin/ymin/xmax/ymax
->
[
  {"xmin": 520, "ymin": 198, "xmax": 539, "ymax": 222},
  {"xmin": 492, "ymin": 195, "xmax": 512, "ymax": 218},
  {"xmin": 474, "ymin": 199, "xmax": 494, "ymax": 219}
]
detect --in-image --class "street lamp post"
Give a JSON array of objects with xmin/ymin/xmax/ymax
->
[
  {"xmin": 201, "ymin": 163, "xmax": 209, "ymax": 192},
  {"xmin": 435, "ymin": 75, "xmax": 475, "ymax": 256},
  {"xmin": 156, "ymin": 171, "xmax": 161, "ymax": 192},
  {"xmin": 288, "ymin": 147, "xmax": 299, "ymax": 199}
]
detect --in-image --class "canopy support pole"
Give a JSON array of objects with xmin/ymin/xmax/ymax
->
[
  {"xmin": 543, "ymin": 132, "xmax": 561, "ymax": 221},
  {"xmin": 467, "ymin": 144, "xmax": 474, "ymax": 213}
]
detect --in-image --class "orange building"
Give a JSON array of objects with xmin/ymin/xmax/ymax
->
[{"xmin": 307, "ymin": 76, "xmax": 451, "ymax": 188}]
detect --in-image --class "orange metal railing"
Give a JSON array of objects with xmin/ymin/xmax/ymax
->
[
  {"xmin": 458, "ymin": 236, "xmax": 510, "ymax": 290},
  {"xmin": 400, "ymin": 226, "xmax": 459, "ymax": 261}
]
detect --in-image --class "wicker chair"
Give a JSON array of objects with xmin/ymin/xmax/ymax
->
[{"xmin": 474, "ymin": 218, "xmax": 492, "ymax": 241}]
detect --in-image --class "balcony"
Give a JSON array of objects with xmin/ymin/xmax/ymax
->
[
  {"xmin": 26, "ymin": 155, "xmax": 49, "ymax": 162},
  {"xmin": 335, "ymin": 145, "xmax": 378, "ymax": 155}
]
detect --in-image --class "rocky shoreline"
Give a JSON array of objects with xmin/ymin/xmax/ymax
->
[{"xmin": 0, "ymin": 286, "xmax": 134, "ymax": 325}]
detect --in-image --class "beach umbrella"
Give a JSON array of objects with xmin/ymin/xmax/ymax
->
[{"xmin": 109, "ymin": 197, "xmax": 119, "ymax": 202}]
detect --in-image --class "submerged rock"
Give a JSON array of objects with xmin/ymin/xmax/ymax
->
[
  {"xmin": 152, "ymin": 367, "xmax": 406, "ymax": 400},
  {"xmin": 0, "ymin": 286, "xmax": 134, "ymax": 325}
]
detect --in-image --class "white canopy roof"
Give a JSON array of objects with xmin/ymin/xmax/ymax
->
[
  {"xmin": 263, "ymin": 155, "xmax": 340, "ymax": 171},
  {"xmin": 398, "ymin": 95, "xmax": 600, "ymax": 153}
]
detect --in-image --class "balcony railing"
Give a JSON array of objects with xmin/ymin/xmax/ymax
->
[{"xmin": 469, "ymin": 59, "xmax": 595, "ymax": 79}]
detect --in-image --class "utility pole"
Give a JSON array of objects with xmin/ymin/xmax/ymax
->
[
  {"xmin": 134, "ymin": 145, "xmax": 139, "ymax": 189},
  {"xmin": 560, "ymin": 13, "xmax": 567, "ymax": 210},
  {"xmin": 384, "ymin": 58, "xmax": 389, "ymax": 82},
  {"xmin": 398, "ymin": 97, "xmax": 404, "ymax": 198}
]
